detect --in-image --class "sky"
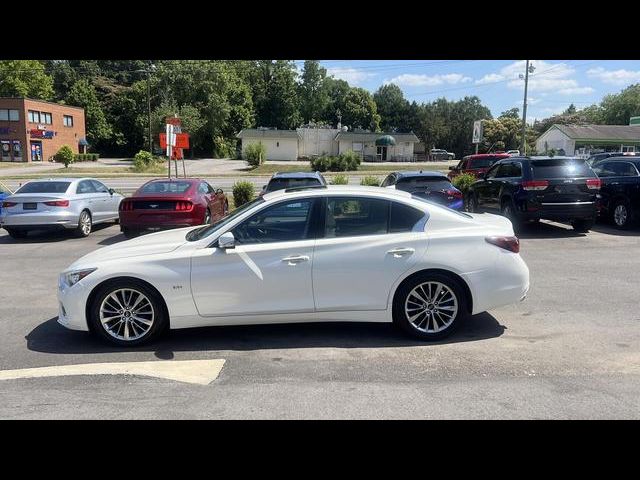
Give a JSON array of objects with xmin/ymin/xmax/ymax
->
[{"xmin": 295, "ymin": 60, "xmax": 640, "ymax": 123}]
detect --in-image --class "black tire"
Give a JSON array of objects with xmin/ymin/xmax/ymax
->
[
  {"xmin": 393, "ymin": 272, "xmax": 468, "ymax": 341},
  {"xmin": 74, "ymin": 210, "xmax": 92, "ymax": 238},
  {"xmin": 122, "ymin": 227, "xmax": 139, "ymax": 239},
  {"xmin": 610, "ymin": 198, "xmax": 634, "ymax": 230},
  {"xmin": 571, "ymin": 217, "xmax": 595, "ymax": 233},
  {"xmin": 501, "ymin": 199, "xmax": 521, "ymax": 233},
  {"xmin": 204, "ymin": 208, "xmax": 211, "ymax": 225},
  {"xmin": 5, "ymin": 228, "xmax": 28, "ymax": 239},
  {"xmin": 88, "ymin": 278, "xmax": 168, "ymax": 347},
  {"xmin": 465, "ymin": 192, "xmax": 478, "ymax": 213}
]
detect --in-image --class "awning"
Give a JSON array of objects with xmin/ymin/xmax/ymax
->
[
  {"xmin": 79, "ymin": 138, "xmax": 89, "ymax": 146},
  {"xmin": 375, "ymin": 135, "xmax": 396, "ymax": 146}
]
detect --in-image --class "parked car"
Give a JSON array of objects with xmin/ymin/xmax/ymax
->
[
  {"xmin": 430, "ymin": 148, "xmax": 455, "ymax": 160},
  {"xmin": 587, "ymin": 151, "xmax": 638, "ymax": 166},
  {"xmin": 381, "ymin": 171, "xmax": 464, "ymax": 210},
  {"xmin": 57, "ymin": 185, "xmax": 529, "ymax": 346},
  {"xmin": 465, "ymin": 156, "xmax": 600, "ymax": 232},
  {"xmin": 447, "ymin": 153, "xmax": 511, "ymax": 181},
  {"xmin": 0, "ymin": 178, "xmax": 123, "ymax": 239},
  {"xmin": 591, "ymin": 156, "xmax": 640, "ymax": 229},
  {"xmin": 506, "ymin": 150, "xmax": 520, "ymax": 156},
  {"xmin": 259, "ymin": 171, "xmax": 327, "ymax": 196},
  {"xmin": 119, "ymin": 178, "xmax": 228, "ymax": 238}
]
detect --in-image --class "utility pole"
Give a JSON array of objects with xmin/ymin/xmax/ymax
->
[
  {"xmin": 147, "ymin": 71, "xmax": 152, "ymax": 154},
  {"xmin": 520, "ymin": 61, "xmax": 535, "ymax": 154}
]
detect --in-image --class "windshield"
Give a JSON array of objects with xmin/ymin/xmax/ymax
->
[
  {"xmin": 140, "ymin": 181, "xmax": 192, "ymax": 194},
  {"xmin": 266, "ymin": 177, "xmax": 321, "ymax": 192},
  {"xmin": 186, "ymin": 197, "xmax": 265, "ymax": 242},
  {"xmin": 16, "ymin": 181, "xmax": 71, "ymax": 194},
  {"xmin": 470, "ymin": 157, "xmax": 500, "ymax": 168},
  {"xmin": 396, "ymin": 177, "xmax": 452, "ymax": 192},
  {"xmin": 531, "ymin": 159, "xmax": 596, "ymax": 179},
  {"xmin": 411, "ymin": 194, "xmax": 471, "ymax": 218}
]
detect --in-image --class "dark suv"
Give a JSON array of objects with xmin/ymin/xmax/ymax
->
[
  {"xmin": 260, "ymin": 171, "xmax": 327, "ymax": 196},
  {"xmin": 466, "ymin": 156, "xmax": 601, "ymax": 232},
  {"xmin": 587, "ymin": 151, "xmax": 638, "ymax": 166},
  {"xmin": 591, "ymin": 157, "xmax": 640, "ymax": 229}
]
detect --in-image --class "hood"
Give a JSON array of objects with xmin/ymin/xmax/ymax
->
[{"xmin": 68, "ymin": 227, "xmax": 194, "ymax": 269}]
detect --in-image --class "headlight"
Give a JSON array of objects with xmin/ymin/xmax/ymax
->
[{"xmin": 60, "ymin": 268, "xmax": 97, "ymax": 289}]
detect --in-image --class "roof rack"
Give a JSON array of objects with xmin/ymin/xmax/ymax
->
[{"xmin": 283, "ymin": 185, "xmax": 328, "ymax": 193}]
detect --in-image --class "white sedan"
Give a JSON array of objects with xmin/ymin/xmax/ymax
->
[{"xmin": 57, "ymin": 186, "xmax": 529, "ymax": 346}]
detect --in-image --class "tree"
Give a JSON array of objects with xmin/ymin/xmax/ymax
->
[
  {"xmin": 323, "ymin": 76, "xmax": 351, "ymax": 125},
  {"xmin": 298, "ymin": 60, "xmax": 329, "ymax": 124},
  {"xmin": 599, "ymin": 84, "xmax": 640, "ymax": 125},
  {"xmin": 250, "ymin": 60, "xmax": 301, "ymax": 129},
  {"xmin": 341, "ymin": 87, "xmax": 381, "ymax": 131},
  {"xmin": 0, "ymin": 60, "xmax": 54, "ymax": 99},
  {"xmin": 373, "ymin": 83, "xmax": 409, "ymax": 131},
  {"xmin": 563, "ymin": 103, "xmax": 577, "ymax": 115},
  {"xmin": 65, "ymin": 79, "xmax": 111, "ymax": 146}
]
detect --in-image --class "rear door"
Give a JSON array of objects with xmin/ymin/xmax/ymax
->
[
  {"xmin": 475, "ymin": 163, "xmax": 500, "ymax": 211},
  {"xmin": 90, "ymin": 180, "xmax": 114, "ymax": 221}
]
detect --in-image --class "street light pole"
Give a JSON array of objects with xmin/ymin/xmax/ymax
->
[
  {"xmin": 146, "ymin": 71, "xmax": 152, "ymax": 155},
  {"xmin": 520, "ymin": 60, "xmax": 534, "ymax": 154}
]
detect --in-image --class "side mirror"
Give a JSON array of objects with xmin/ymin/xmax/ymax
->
[
  {"xmin": 262, "ymin": 185, "xmax": 267, "ymax": 190},
  {"xmin": 218, "ymin": 231, "xmax": 235, "ymax": 249},
  {"xmin": 448, "ymin": 166, "xmax": 455, "ymax": 170},
  {"xmin": 108, "ymin": 188, "xmax": 115, "ymax": 196},
  {"xmin": 216, "ymin": 188, "xmax": 224, "ymax": 195}
]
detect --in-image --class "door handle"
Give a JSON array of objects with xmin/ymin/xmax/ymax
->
[
  {"xmin": 387, "ymin": 247, "xmax": 415, "ymax": 258},
  {"xmin": 281, "ymin": 255, "xmax": 310, "ymax": 265}
]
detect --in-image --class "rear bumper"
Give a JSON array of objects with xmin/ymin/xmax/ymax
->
[
  {"xmin": 518, "ymin": 201, "xmax": 596, "ymax": 221},
  {"xmin": 119, "ymin": 211, "xmax": 204, "ymax": 230},
  {"xmin": 0, "ymin": 211, "xmax": 80, "ymax": 229}
]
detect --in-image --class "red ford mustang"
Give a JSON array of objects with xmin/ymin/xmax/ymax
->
[{"xmin": 119, "ymin": 178, "xmax": 229, "ymax": 238}]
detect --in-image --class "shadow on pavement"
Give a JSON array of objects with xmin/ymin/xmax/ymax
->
[
  {"xmin": 591, "ymin": 222, "xmax": 640, "ymax": 237},
  {"xmin": 26, "ymin": 312, "xmax": 505, "ymax": 355},
  {"xmin": 516, "ymin": 220, "xmax": 586, "ymax": 239},
  {"xmin": 0, "ymin": 223, "xmax": 115, "ymax": 244}
]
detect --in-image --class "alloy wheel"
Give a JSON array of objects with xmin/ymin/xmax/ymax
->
[
  {"xmin": 80, "ymin": 212, "xmax": 92, "ymax": 236},
  {"xmin": 404, "ymin": 281, "xmax": 458, "ymax": 333},
  {"xmin": 614, "ymin": 204, "xmax": 628, "ymax": 226},
  {"xmin": 99, "ymin": 288, "xmax": 155, "ymax": 341}
]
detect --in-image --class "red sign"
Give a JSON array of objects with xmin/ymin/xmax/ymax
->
[
  {"xmin": 159, "ymin": 133, "xmax": 190, "ymax": 149},
  {"xmin": 165, "ymin": 117, "xmax": 182, "ymax": 127},
  {"xmin": 30, "ymin": 129, "xmax": 55, "ymax": 139}
]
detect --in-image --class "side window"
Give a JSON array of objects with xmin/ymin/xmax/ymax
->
[
  {"xmin": 389, "ymin": 202, "xmax": 426, "ymax": 233},
  {"xmin": 614, "ymin": 162, "xmax": 639, "ymax": 177},
  {"xmin": 232, "ymin": 199, "xmax": 315, "ymax": 245},
  {"xmin": 198, "ymin": 183, "xmax": 209, "ymax": 194},
  {"xmin": 76, "ymin": 180, "xmax": 96, "ymax": 194},
  {"xmin": 485, "ymin": 164, "xmax": 500, "ymax": 179},
  {"xmin": 207, "ymin": 183, "xmax": 216, "ymax": 194},
  {"xmin": 592, "ymin": 163, "xmax": 611, "ymax": 177},
  {"xmin": 496, "ymin": 162, "xmax": 522, "ymax": 178},
  {"xmin": 381, "ymin": 174, "xmax": 394, "ymax": 187},
  {"xmin": 91, "ymin": 180, "xmax": 109, "ymax": 193},
  {"xmin": 325, "ymin": 197, "xmax": 389, "ymax": 238}
]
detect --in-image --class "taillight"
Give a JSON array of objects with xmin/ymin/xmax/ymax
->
[
  {"xmin": 446, "ymin": 189, "xmax": 463, "ymax": 199},
  {"xmin": 44, "ymin": 200, "xmax": 69, "ymax": 207},
  {"xmin": 522, "ymin": 180, "xmax": 549, "ymax": 191},
  {"xmin": 2, "ymin": 201, "xmax": 17, "ymax": 208},
  {"xmin": 485, "ymin": 236, "xmax": 520, "ymax": 253},
  {"xmin": 175, "ymin": 201, "xmax": 193, "ymax": 211},
  {"xmin": 586, "ymin": 178, "xmax": 601, "ymax": 190},
  {"xmin": 120, "ymin": 201, "xmax": 133, "ymax": 211}
]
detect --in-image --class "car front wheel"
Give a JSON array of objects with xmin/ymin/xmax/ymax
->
[
  {"xmin": 89, "ymin": 279, "xmax": 167, "ymax": 346},
  {"xmin": 501, "ymin": 200, "xmax": 521, "ymax": 233},
  {"xmin": 393, "ymin": 272, "xmax": 467, "ymax": 341}
]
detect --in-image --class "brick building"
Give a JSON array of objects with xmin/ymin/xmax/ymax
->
[{"xmin": 0, "ymin": 97, "xmax": 87, "ymax": 163}]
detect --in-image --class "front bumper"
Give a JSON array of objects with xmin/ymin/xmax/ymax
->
[{"xmin": 57, "ymin": 280, "xmax": 92, "ymax": 331}]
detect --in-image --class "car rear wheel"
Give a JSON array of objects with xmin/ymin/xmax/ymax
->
[
  {"xmin": 89, "ymin": 279, "xmax": 168, "ymax": 347},
  {"xmin": 465, "ymin": 193, "xmax": 478, "ymax": 212},
  {"xmin": 74, "ymin": 210, "xmax": 92, "ymax": 238},
  {"xmin": 393, "ymin": 272, "xmax": 467, "ymax": 341},
  {"xmin": 122, "ymin": 227, "xmax": 139, "ymax": 239},
  {"xmin": 5, "ymin": 228, "xmax": 28, "ymax": 239},
  {"xmin": 501, "ymin": 200, "xmax": 521, "ymax": 233},
  {"xmin": 611, "ymin": 199, "xmax": 633, "ymax": 229},
  {"xmin": 571, "ymin": 217, "xmax": 595, "ymax": 233}
]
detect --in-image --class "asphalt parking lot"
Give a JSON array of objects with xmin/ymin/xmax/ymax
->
[{"xmin": 0, "ymin": 220, "xmax": 639, "ymax": 419}]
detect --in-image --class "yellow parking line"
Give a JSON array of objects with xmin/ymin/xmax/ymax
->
[{"xmin": 0, "ymin": 359, "xmax": 226, "ymax": 385}]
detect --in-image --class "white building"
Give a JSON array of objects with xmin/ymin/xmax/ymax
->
[
  {"xmin": 536, "ymin": 123, "xmax": 640, "ymax": 157},
  {"xmin": 237, "ymin": 127, "xmax": 420, "ymax": 162}
]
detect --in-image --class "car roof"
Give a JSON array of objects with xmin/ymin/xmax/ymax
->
[
  {"xmin": 464, "ymin": 153, "xmax": 511, "ymax": 159},
  {"xmin": 394, "ymin": 171, "xmax": 448, "ymax": 179},
  {"xmin": 270, "ymin": 171, "xmax": 324, "ymax": 179},
  {"xmin": 262, "ymin": 185, "xmax": 412, "ymax": 202},
  {"xmin": 595, "ymin": 156, "xmax": 640, "ymax": 163}
]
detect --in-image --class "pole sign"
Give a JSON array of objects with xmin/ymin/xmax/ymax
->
[
  {"xmin": 472, "ymin": 120, "xmax": 483, "ymax": 144},
  {"xmin": 165, "ymin": 124, "xmax": 174, "ymax": 158}
]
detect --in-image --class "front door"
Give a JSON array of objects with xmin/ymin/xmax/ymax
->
[
  {"xmin": 30, "ymin": 141, "xmax": 43, "ymax": 162},
  {"xmin": 190, "ymin": 198, "xmax": 319, "ymax": 317},
  {"xmin": 312, "ymin": 196, "xmax": 426, "ymax": 311}
]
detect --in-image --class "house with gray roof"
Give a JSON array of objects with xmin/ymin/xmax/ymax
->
[
  {"xmin": 536, "ymin": 121, "xmax": 640, "ymax": 157},
  {"xmin": 237, "ymin": 127, "xmax": 421, "ymax": 162}
]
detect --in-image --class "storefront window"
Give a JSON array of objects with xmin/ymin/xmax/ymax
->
[
  {"xmin": 12, "ymin": 141, "xmax": 22, "ymax": 161},
  {"xmin": 9, "ymin": 109, "xmax": 19, "ymax": 121},
  {"xmin": 1, "ymin": 141, "xmax": 11, "ymax": 160}
]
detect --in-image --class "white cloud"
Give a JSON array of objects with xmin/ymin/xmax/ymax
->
[
  {"xmin": 587, "ymin": 67, "xmax": 640, "ymax": 85},
  {"xmin": 384, "ymin": 73, "xmax": 471, "ymax": 87},
  {"xmin": 475, "ymin": 73, "xmax": 504, "ymax": 84},
  {"xmin": 326, "ymin": 67, "xmax": 376, "ymax": 85},
  {"xmin": 557, "ymin": 87, "xmax": 595, "ymax": 95}
]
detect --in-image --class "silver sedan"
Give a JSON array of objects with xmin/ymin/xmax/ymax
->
[{"xmin": 0, "ymin": 178, "xmax": 124, "ymax": 239}]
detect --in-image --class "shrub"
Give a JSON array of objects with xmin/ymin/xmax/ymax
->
[
  {"xmin": 310, "ymin": 155, "xmax": 330, "ymax": 172},
  {"xmin": 360, "ymin": 175, "xmax": 381, "ymax": 187},
  {"xmin": 330, "ymin": 174, "xmax": 349, "ymax": 185},
  {"xmin": 338, "ymin": 150, "xmax": 361, "ymax": 171},
  {"xmin": 244, "ymin": 142, "xmax": 267, "ymax": 167},
  {"xmin": 233, "ymin": 181, "xmax": 255, "ymax": 207},
  {"xmin": 311, "ymin": 151, "xmax": 361, "ymax": 172},
  {"xmin": 133, "ymin": 150, "xmax": 155, "ymax": 170},
  {"xmin": 54, "ymin": 145, "xmax": 75, "ymax": 168},
  {"xmin": 451, "ymin": 173, "xmax": 477, "ymax": 194}
]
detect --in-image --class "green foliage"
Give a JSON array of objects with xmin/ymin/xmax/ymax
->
[
  {"xmin": 244, "ymin": 142, "xmax": 267, "ymax": 167},
  {"xmin": 72, "ymin": 153, "xmax": 100, "ymax": 162},
  {"xmin": 132, "ymin": 150, "xmax": 162, "ymax": 172},
  {"xmin": 0, "ymin": 60, "xmax": 54, "ymax": 99},
  {"xmin": 299, "ymin": 61, "xmax": 329, "ymax": 124},
  {"xmin": 342, "ymin": 87, "xmax": 381, "ymax": 131},
  {"xmin": 452, "ymin": 173, "xmax": 477, "ymax": 193},
  {"xmin": 66, "ymin": 79, "xmax": 111, "ymax": 144},
  {"xmin": 310, "ymin": 151, "xmax": 361, "ymax": 172},
  {"xmin": 360, "ymin": 175, "xmax": 381, "ymax": 187},
  {"xmin": 310, "ymin": 155, "xmax": 330, "ymax": 172},
  {"xmin": 54, "ymin": 145, "xmax": 75, "ymax": 168},
  {"xmin": 374, "ymin": 83, "xmax": 409, "ymax": 131},
  {"xmin": 232, "ymin": 181, "xmax": 255, "ymax": 207},
  {"xmin": 330, "ymin": 174, "xmax": 349, "ymax": 185}
]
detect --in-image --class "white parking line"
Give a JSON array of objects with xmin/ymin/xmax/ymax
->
[{"xmin": 0, "ymin": 359, "xmax": 226, "ymax": 385}]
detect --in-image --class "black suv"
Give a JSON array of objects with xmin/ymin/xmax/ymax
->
[
  {"xmin": 466, "ymin": 156, "xmax": 600, "ymax": 232},
  {"xmin": 591, "ymin": 157, "xmax": 640, "ymax": 229},
  {"xmin": 260, "ymin": 171, "xmax": 327, "ymax": 196},
  {"xmin": 587, "ymin": 152, "xmax": 638, "ymax": 166}
]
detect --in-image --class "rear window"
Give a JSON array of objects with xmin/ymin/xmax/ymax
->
[
  {"xmin": 139, "ymin": 181, "xmax": 192, "ymax": 194},
  {"xmin": 16, "ymin": 181, "xmax": 71, "ymax": 194},
  {"xmin": 395, "ymin": 177, "xmax": 452, "ymax": 192},
  {"xmin": 470, "ymin": 157, "xmax": 498, "ymax": 168},
  {"xmin": 266, "ymin": 177, "xmax": 321, "ymax": 192},
  {"xmin": 531, "ymin": 159, "xmax": 596, "ymax": 179}
]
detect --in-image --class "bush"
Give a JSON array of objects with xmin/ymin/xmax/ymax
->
[
  {"xmin": 360, "ymin": 175, "xmax": 381, "ymax": 187},
  {"xmin": 311, "ymin": 151, "xmax": 361, "ymax": 172},
  {"xmin": 330, "ymin": 174, "xmax": 349, "ymax": 185},
  {"xmin": 244, "ymin": 142, "xmax": 267, "ymax": 167},
  {"xmin": 54, "ymin": 145, "xmax": 75, "ymax": 168},
  {"xmin": 338, "ymin": 150, "xmax": 361, "ymax": 171},
  {"xmin": 310, "ymin": 155, "xmax": 330, "ymax": 172},
  {"xmin": 233, "ymin": 181, "xmax": 255, "ymax": 207},
  {"xmin": 451, "ymin": 173, "xmax": 477, "ymax": 194},
  {"xmin": 133, "ymin": 150, "xmax": 155, "ymax": 170}
]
